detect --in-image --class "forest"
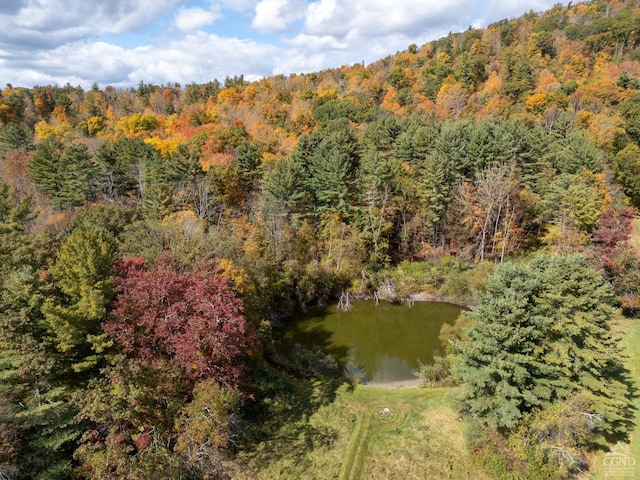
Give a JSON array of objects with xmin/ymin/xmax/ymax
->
[{"xmin": 2, "ymin": 0, "xmax": 640, "ymax": 478}]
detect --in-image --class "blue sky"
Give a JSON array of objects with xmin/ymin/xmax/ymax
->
[{"xmin": 0, "ymin": 0, "xmax": 568, "ymax": 89}]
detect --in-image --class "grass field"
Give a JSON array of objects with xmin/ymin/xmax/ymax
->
[
  {"xmin": 236, "ymin": 383, "xmax": 491, "ymax": 479},
  {"xmin": 585, "ymin": 218, "xmax": 640, "ymax": 478},
  {"xmin": 586, "ymin": 316, "xmax": 640, "ymax": 480}
]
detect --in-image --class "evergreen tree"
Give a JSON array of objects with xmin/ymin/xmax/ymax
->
[
  {"xmin": 262, "ymin": 156, "xmax": 309, "ymax": 222},
  {"xmin": 546, "ymin": 130, "xmax": 602, "ymax": 174},
  {"xmin": 0, "ymin": 192, "xmax": 81, "ymax": 479},
  {"xmin": 140, "ymin": 147, "xmax": 178, "ymax": 220},
  {"xmin": 235, "ymin": 140, "xmax": 262, "ymax": 189},
  {"xmin": 94, "ymin": 136, "xmax": 158, "ymax": 204},
  {"xmin": 0, "ymin": 266, "xmax": 81, "ymax": 480},
  {"xmin": 290, "ymin": 131, "xmax": 323, "ymax": 170},
  {"xmin": 43, "ymin": 225, "xmax": 117, "ymax": 372},
  {"xmin": 613, "ymin": 144, "xmax": 640, "ymax": 207},
  {"xmin": 29, "ymin": 139, "xmax": 96, "ymax": 209},
  {"xmin": 60, "ymin": 143, "xmax": 96, "ymax": 207},
  {"xmin": 454, "ymin": 255, "xmax": 631, "ymax": 437},
  {"xmin": 0, "ymin": 122, "xmax": 33, "ymax": 157},
  {"xmin": 29, "ymin": 137, "xmax": 64, "ymax": 200},
  {"xmin": 308, "ymin": 142, "xmax": 353, "ymax": 217}
]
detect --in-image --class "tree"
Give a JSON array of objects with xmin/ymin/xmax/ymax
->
[
  {"xmin": 28, "ymin": 137, "xmax": 64, "ymax": 200},
  {"xmin": 591, "ymin": 207, "xmax": 640, "ymax": 315},
  {"xmin": 104, "ymin": 255, "xmax": 255, "ymax": 392},
  {"xmin": 0, "ymin": 265, "xmax": 79, "ymax": 480},
  {"xmin": 235, "ymin": 140, "xmax": 262, "ymax": 190},
  {"xmin": 613, "ymin": 144, "xmax": 640, "ymax": 208},
  {"xmin": 0, "ymin": 216, "xmax": 102, "ymax": 479},
  {"xmin": 43, "ymin": 225, "xmax": 117, "ymax": 372},
  {"xmin": 173, "ymin": 379, "xmax": 240, "ymax": 474},
  {"xmin": 93, "ymin": 136, "xmax": 159, "ymax": 204},
  {"xmin": 454, "ymin": 254, "xmax": 631, "ymax": 438},
  {"xmin": 308, "ymin": 142, "xmax": 353, "ymax": 217},
  {"xmin": 262, "ymin": 156, "xmax": 309, "ymax": 222},
  {"xmin": 0, "ymin": 179, "xmax": 31, "ymax": 231},
  {"xmin": 355, "ymin": 150, "xmax": 395, "ymax": 266},
  {"xmin": 546, "ymin": 130, "xmax": 602, "ymax": 174},
  {"xmin": 73, "ymin": 356, "xmax": 195, "ymax": 479},
  {"xmin": 617, "ymin": 91, "xmax": 640, "ymax": 144},
  {"xmin": 450, "ymin": 163, "xmax": 520, "ymax": 261},
  {"xmin": 0, "ymin": 122, "xmax": 33, "ymax": 157},
  {"xmin": 540, "ymin": 171, "xmax": 608, "ymax": 251},
  {"xmin": 29, "ymin": 139, "xmax": 96, "ymax": 209}
]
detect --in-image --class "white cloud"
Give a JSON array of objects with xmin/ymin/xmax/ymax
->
[
  {"xmin": 0, "ymin": 0, "xmax": 185, "ymax": 51},
  {"xmin": 0, "ymin": 0, "xmax": 574, "ymax": 89},
  {"xmin": 252, "ymin": 0, "xmax": 306, "ymax": 33},
  {"xmin": 287, "ymin": 33, "xmax": 347, "ymax": 50},
  {"xmin": 272, "ymin": 50, "xmax": 331, "ymax": 75},
  {"xmin": 103, "ymin": 0, "xmax": 188, "ymax": 34},
  {"xmin": 480, "ymin": 0, "xmax": 562, "ymax": 20},
  {"xmin": 0, "ymin": 32, "xmax": 279, "ymax": 88},
  {"xmin": 174, "ymin": 5, "xmax": 221, "ymax": 31},
  {"xmin": 303, "ymin": 0, "xmax": 471, "ymax": 40},
  {"xmin": 275, "ymin": 0, "xmax": 562, "ymax": 73}
]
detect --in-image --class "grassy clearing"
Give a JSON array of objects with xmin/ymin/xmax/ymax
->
[
  {"xmin": 236, "ymin": 384, "xmax": 490, "ymax": 479},
  {"xmin": 586, "ymin": 316, "xmax": 640, "ymax": 479},
  {"xmin": 583, "ymin": 217, "xmax": 640, "ymax": 478},
  {"xmin": 630, "ymin": 218, "xmax": 640, "ymax": 253},
  {"xmin": 617, "ymin": 317, "xmax": 640, "ymax": 463}
]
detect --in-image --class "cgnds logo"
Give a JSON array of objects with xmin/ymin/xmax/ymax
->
[{"xmin": 603, "ymin": 445, "xmax": 636, "ymax": 478}]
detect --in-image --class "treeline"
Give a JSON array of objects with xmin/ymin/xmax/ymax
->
[{"xmin": 1, "ymin": 0, "xmax": 640, "ymax": 478}]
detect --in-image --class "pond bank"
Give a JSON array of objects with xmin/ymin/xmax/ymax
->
[
  {"xmin": 363, "ymin": 378, "xmax": 422, "ymax": 389},
  {"xmin": 410, "ymin": 291, "xmax": 472, "ymax": 307},
  {"xmin": 351, "ymin": 290, "xmax": 473, "ymax": 308}
]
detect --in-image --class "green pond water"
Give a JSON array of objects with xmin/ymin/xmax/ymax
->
[{"xmin": 283, "ymin": 300, "xmax": 463, "ymax": 384}]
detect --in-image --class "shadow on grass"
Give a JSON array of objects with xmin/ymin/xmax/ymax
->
[
  {"xmin": 605, "ymin": 358, "xmax": 638, "ymax": 446},
  {"xmin": 238, "ymin": 315, "xmax": 355, "ymax": 471}
]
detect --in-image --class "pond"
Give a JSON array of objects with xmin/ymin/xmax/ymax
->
[{"xmin": 281, "ymin": 300, "xmax": 463, "ymax": 384}]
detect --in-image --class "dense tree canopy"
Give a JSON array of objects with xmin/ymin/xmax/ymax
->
[{"xmin": 1, "ymin": 0, "xmax": 640, "ymax": 477}]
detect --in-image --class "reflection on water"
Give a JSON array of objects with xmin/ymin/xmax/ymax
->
[{"xmin": 283, "ymin": 300, "xmax": 463, "ymax": 383}]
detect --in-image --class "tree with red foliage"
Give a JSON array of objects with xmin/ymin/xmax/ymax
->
[
  {"xmin": 104, "ymin": 254, "xmax": 255, "ymax": 392},
  {"xmin": 592, "ymin": 207, "xmax": 634, "ymax": 251},
  {"xmin": 591, "ymin": 208, "xmax": 640, "ymax": 315}
]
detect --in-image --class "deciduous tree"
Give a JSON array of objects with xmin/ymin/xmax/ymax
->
[{"xmin": 104, "ymin": 255, "xmax": 255, "ymax": 392}]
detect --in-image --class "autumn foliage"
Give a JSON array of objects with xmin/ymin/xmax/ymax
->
[
  {"xmin": 104, "ymin": 255, "xmax": 255, "ymax": 392},
  {"xmin": 3, "ymin": 1, "xmax": 640, "ymax": 477}
]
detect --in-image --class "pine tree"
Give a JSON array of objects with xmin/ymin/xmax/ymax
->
[
  {"xmin": 29, "ymin": 139, "xmax": 96, "ymax": 209},
  {"xmin": 43, "ymin": 225, "xmax": 117, "ymax": 372},
  {"xmin": 308, "ymin": 142, "xmax": 353, "ymax": 217},
  {"xmin": 0, "ymin": 206, "xmax": 84, "ymax": 478},
  {"xmin": 0, "ymin": 122, "xmax": 33, "ymax": 157},
  {"xmin": 262, "ymin": 156, "xmax": 309, "ymax": 222},
  {"xmin": 454, "ymin": 255, "xmax": 631, "ymax": 437}
]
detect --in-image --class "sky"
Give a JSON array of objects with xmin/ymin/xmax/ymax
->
[{"xmin": 0, "ymin": 0, "xmax": 567, "ymax": 89}]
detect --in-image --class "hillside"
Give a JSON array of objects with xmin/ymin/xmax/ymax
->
[{"xmin": 1, "ymin": 0, "xmax": 640, "ymax": 478}]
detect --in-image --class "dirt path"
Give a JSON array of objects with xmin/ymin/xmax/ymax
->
[
  {"xmin": 338, "ymin": 389, "xmax": 417, "ymax": 480},
  {"xmin": 338, "ymin": 408, "xmax": 373, "ymax": 480}
]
